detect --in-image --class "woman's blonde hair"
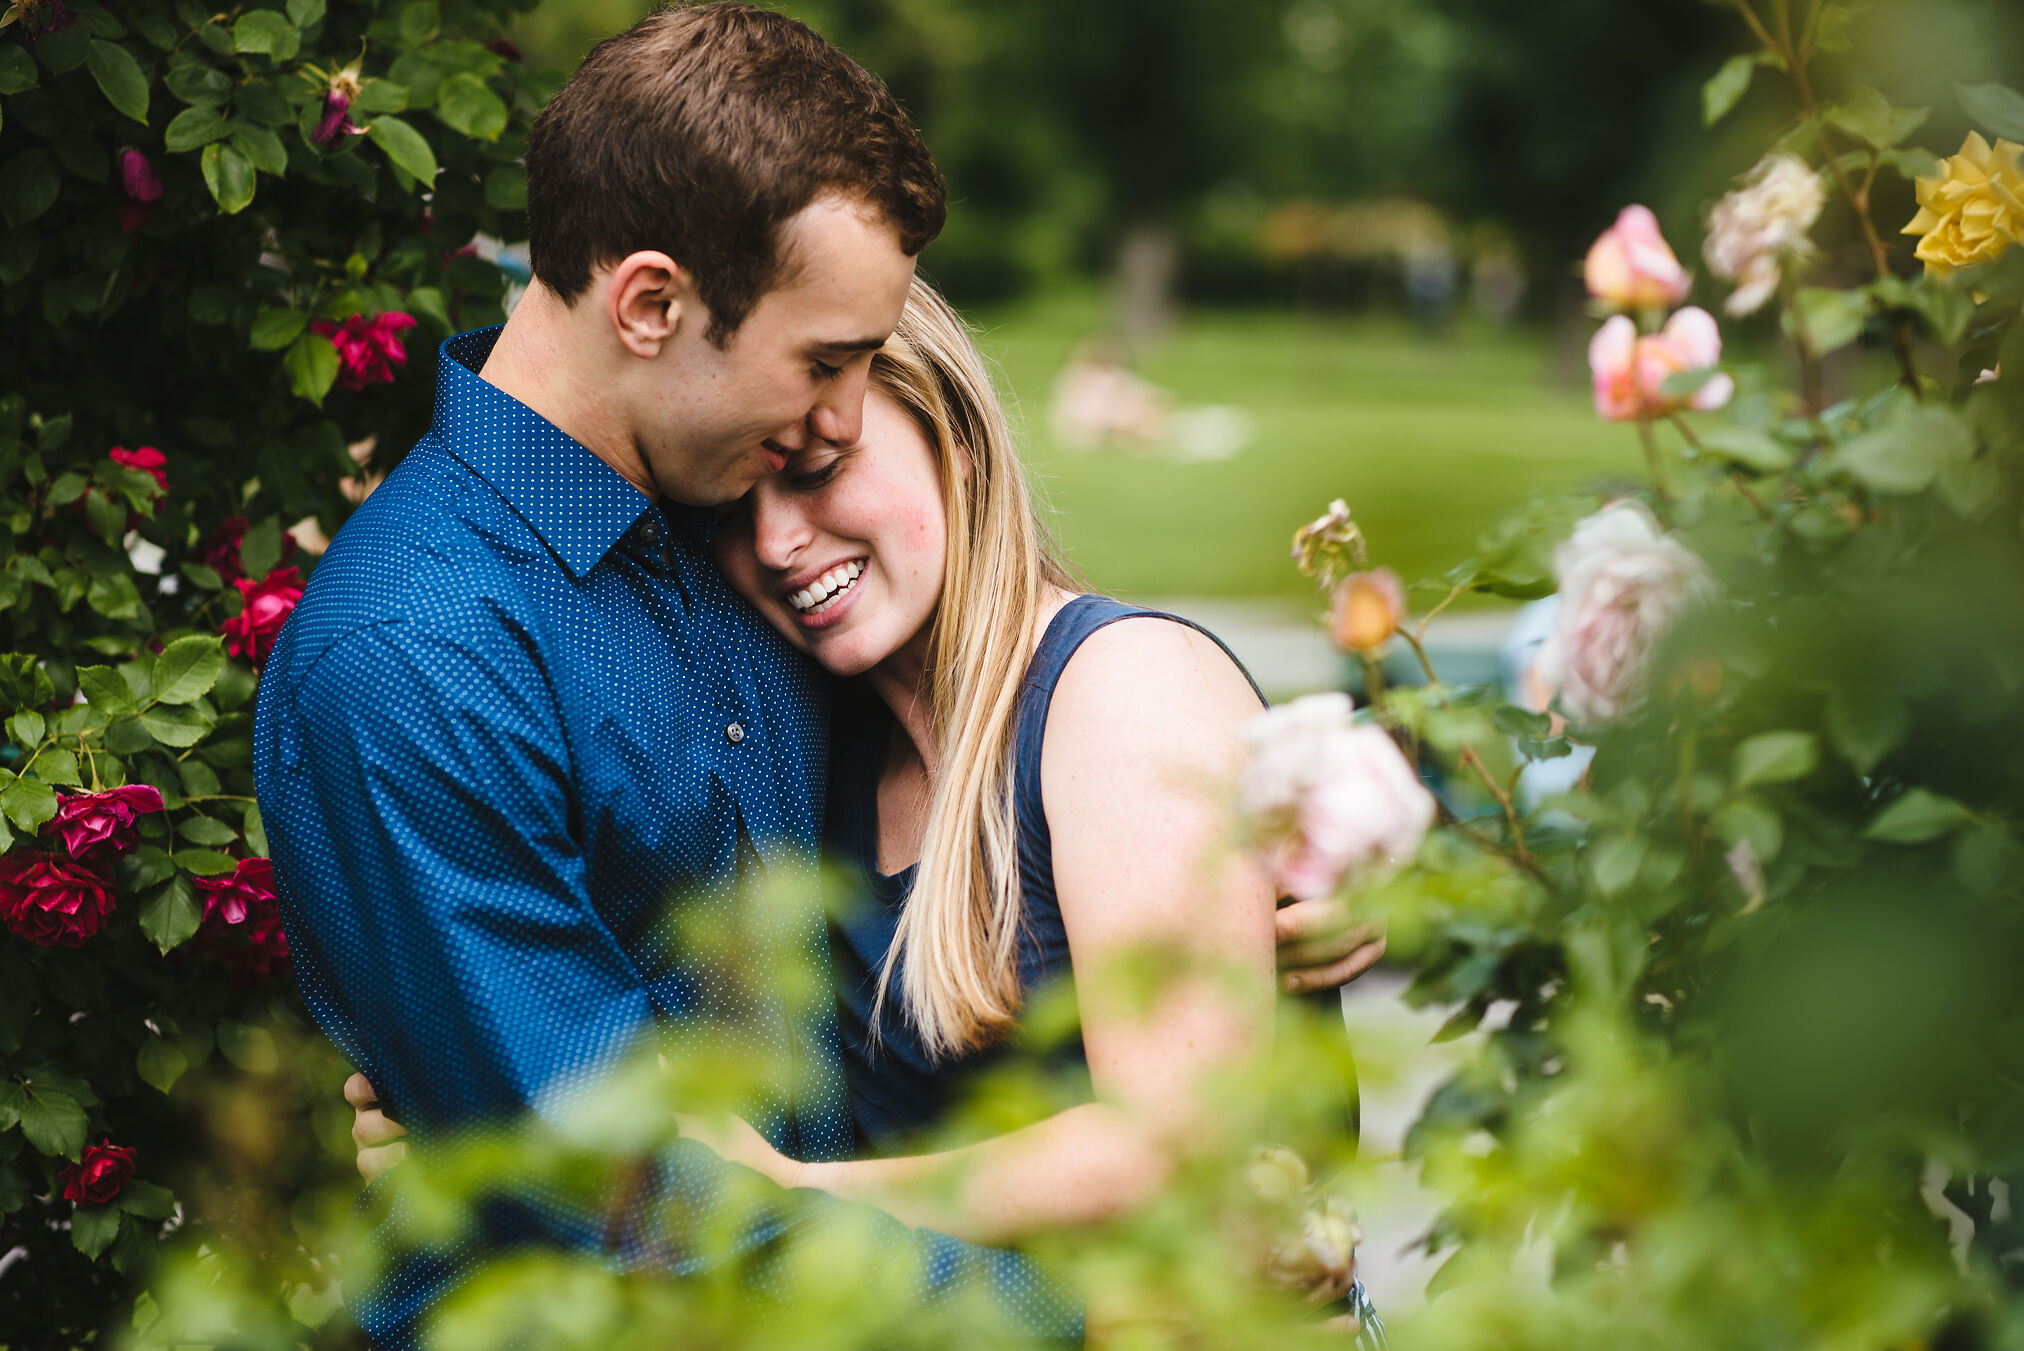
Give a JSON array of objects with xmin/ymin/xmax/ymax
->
[{"xmin": 866, "ymin": 278, "xmax": 1075, "ymax": 1061}]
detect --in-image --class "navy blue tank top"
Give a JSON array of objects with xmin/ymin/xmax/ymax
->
[{"xmin": 823, "ymin": 596, "xmax": 1264, "ymax": 1153}]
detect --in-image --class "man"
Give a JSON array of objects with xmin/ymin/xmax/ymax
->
[{"xmin": 254, "ymin": 7, "xmax": 1067, "ymax": 1345}]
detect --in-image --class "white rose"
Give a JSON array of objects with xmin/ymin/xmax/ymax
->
[
  {"xmin": 1535, "ymin": 503, "xmax": 1716, "ymax": 726},
  {"xmin": 1238, "ymin": 693, "xmax": 1437, "ymax": 901},
  {"xmin": 1704, "ymin": 153, "xmax": 1827, "ymax": 316}
]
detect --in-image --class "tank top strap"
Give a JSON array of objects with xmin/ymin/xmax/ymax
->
[{"xmin": 1010, "ymin": 596, "xmax": 1266, "ymax": 865}]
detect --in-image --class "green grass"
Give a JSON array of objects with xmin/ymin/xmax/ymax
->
[{"xmin": 966, "ymin": 292, "xmax": 1639, "ymax": 606}]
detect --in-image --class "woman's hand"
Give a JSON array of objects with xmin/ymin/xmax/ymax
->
[
  {"xmin": 1274, "ymin": 897, "xmax": 1386, "ymax": 995},
  {"xmin": 674, "ymin": 1111, "xmax": 804, "ymax": 1190},
  {"xmin": 346, "ymin": 1072, "xmax": 409, "ymax": 1182}
]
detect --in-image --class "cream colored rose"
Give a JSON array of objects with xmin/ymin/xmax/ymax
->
[
  {"xmin": 1704, "ymin": 153, "xmax": 1826, "ymax": 316},
  {"xmin": 1902, "ymin": 132, "xmax": 2024, "ymax": 278},
  {"xmin": 1535, "ymin": 503, "xmax": 1717, "ymax": 725}
]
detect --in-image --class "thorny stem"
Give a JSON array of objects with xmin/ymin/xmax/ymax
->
[
  {"xmin": 1461, "ymin": 744, "xmax": 1536, "ymax": 872},
  {"xmin": 1398, "ymin": 626, "xmax": 1441, "ymax": 687},
  {"xmin": 1413, "ymin": 583, "xmax": 1468, "ymax": 645}
]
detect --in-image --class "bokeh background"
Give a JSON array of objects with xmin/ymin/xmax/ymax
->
[{"xmin": 501, "ymin": 0, "xmax": 2020, "ymax": 623}]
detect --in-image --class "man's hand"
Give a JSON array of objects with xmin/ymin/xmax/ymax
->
[
  {"xmin": 346, "ymin": 1072, "xmax": 410, "ymax": 1182},
  {"xmin": 1274, "ymin": 897, "xmax": 1386, "ymax": 995}
]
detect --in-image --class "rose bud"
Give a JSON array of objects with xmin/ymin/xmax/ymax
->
[
  {"xmin": 43, "ymin": 783, "xmax": 165, "ymax": 857},
  {"xmin": 1584, "ymin": 205, "xmax": 1692, "ymax": 312},
  {"xmin": 219, "ymin": 568, "xmax": 304, "ymax": 668},
  {"xmin": 1328, "ymin": 569, "xmax": 1406, "ymax": 654},
  {"xmin": 117, "ymin": 149, "xmax": 164, "ymax": 234},
  {"xmin": 60, "ymin": 1140, "xmax": 138, "ymax": 1205},
  {"xmin": 0, "ymin": 854, "xmax": 117, "ymax": 947}
]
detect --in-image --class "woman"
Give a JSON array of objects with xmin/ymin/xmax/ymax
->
[{"xmin": 348, "ymin": 279, "xmax": 1384, "ymax": 1330}]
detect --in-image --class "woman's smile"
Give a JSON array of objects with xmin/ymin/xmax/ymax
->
[{"xmin": 784, "ymin": 556, "xmax": 870, "ymax": 628}]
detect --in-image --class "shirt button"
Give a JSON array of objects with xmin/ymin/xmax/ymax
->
[
  {"xmin": 636, "ymin": 517, "xmax": 662, "ymax": 546},
  {"xmin": 725, "ymin": 722, "xmax": 745, "ymax": 745}
]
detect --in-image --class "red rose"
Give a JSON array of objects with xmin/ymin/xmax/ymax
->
[
  {"xmin": 108, "ymin": 445, "xmax": 169, "ymax": 495},
  {"xmin": 117, "ymin": 149, "xmax": 162, "ymax": 234},
  {"xmin": 218, "ymin": 568, "xmax": 303, "ymax": 668},
  {"xmin": 0, "ymin": 854, "xmax": 116, "ymax": 947},
  {"xmin": 60, "ymin": 1140, "xmax": 137, "ymax": 1205},
  {"xmin": 195, "ymin": 859, "xmax": 290, "ymax": 985},
  {"xmin": 310, "ymin": 313, "xmax": 418, "ymax": 393},
  {"xmin": 195, "ymin": 516, "xmax": 299, "ymax": 584},
  {"xmin": 43, "ymin": 784, "xmax": 165, "ymax": 857}
]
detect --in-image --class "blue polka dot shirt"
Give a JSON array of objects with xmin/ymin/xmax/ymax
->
[{"xmin": 253, "ymin": 329, "xmax": 1079, "ymax": 1347}]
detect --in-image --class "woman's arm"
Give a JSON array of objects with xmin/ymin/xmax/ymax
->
[{"xmin": 779, "ymin": 618, "xmax": 1279, "ymax": 1245}]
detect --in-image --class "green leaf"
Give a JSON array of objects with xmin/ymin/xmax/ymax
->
[
  {"xmin": 176, "ymin": 815, "xmax": 239, "ymax": 847},
  {"xmin": 71, "ymin": 1203, "xmax": 123, "ymax": 1260},
  {"xmin": 153, "ymin": 636, "xmax": 225, "ymax": 705},
  {"xmin": 140, "ymin": 705, "xmax": 210, "ymax": 747},
  {"xmin": 355, "ymin": 78, "xmax": 407, "ymax": 114},
  {"xmin": 1823, "ymin": 84, "xmax": 1929, "ymax": 149},
  {"xmin": 1825, "ymin": 686, "xmax": 1909, "ymax": 774},
  {"xmin": 180, "ymin": 561, "xmax": 224, "ymax": 591},
  {"xmin": 242, "ymin": 801, "xmax": 269, "ymax": 857},
  {"xmin": 37, "ymin": 748, "xmax": 81, "ymax": 788},
  {"xmin": 1957, "ymin": 81, "xmax": 2024, "ymax": 143},
  {"xmin": 435, "ymin": 71, "xmax": 506, "ymax": 140},
  {"xmin": 217, "ymin": 1020, "xmax": 279, "ymax": 1073},
  {"xmin": 1734, "ymin": 731, "xmax": 1819, "ymax": 789},
  {"xmin": 231, "ymin": 9, "xmax": 299, "ymax": 60},
  {"xmin": 1492, "ymin": 704, "xmax": 1551, "ymax": 739},
  {"xmin": 16, "ymin": 1083, "xmax": 88, "ymax": 1159},
  {"xmin": 201, "ymin": 141, "xmax": 255, "ymax": 214},
  {"xmin": 117, "ymin": 1179, "xmax": 176, "ymax": 1220},
  {"xmin": 286, "ymin": 0, "xmax": 326, "ymax": 27},
  {"xmin": 163, "ymin": 62, "xmax": 229, "ymax": 105},
  {"xmin": 76, "ymin": 664, "xmax": 136, "ymax": 717},
  {"xmin": 1714, "ymin": 796, "xmax": 1784, "ymax": 864},
  {"xmin": 171, "ymin": 848, "xmax": 236, "ymax": 875},
  {"xmin": 1702, "ymin": 53, "xmax": 1758, "ymax": 127},
  {"xmin": 250, "ymin": 307, "xmax": 309, "ymax": 351},
  {"xmin": 8, "ymin": 709, "xmax": 44, "ymax": 747},
  {"xmin": 483, "ymin": 163, "xmax": 527, "ymax": 211},
  {"xmin": 139, "ymin": 875, "xmax": 202, "ymax": 952},
  {"xmin": 0, "ymin": 43, "xmax": 37, "ymax": 95},
  {"xmin": 1864, "ymin": 788, "xmax": 1973, "ymax": 843},
  {"xmin": 229, "ymin": 122, "xmax": 287, "ymax": 177},
  {"xmin": 0, "ymin": 150, "xmax": 62, "ymax": 229},
  {"xmin": 86, "ymin": 571, "xmax": 143, "ymax": 621},
  {"xmin": 239, "ymin": 516, "xmax": 283, "ymax": 581},
  {"xmin": 1785, "ymin": 287, "xmax": 1869, "ymax": 354},
  {"xmin": 284, "ymin": 332, "xmax": 340, "ymax": 407},
  {"xmin": 85, "ymin": 39, "xmax": 148, "ymax": 124},
  {"xmin": 1838, "ymin": 403, "xmax": 1977, "ymax": 494},
  {"xmin": 135, "ymin": 1038, "xmax": 188, "ymax": 1093},
  {"xmin": 0, "ymin": 773, "xmax": 56, "ymax": 833},
  {"xmin": 124, "ymin": 843, "xmax": 176, "ymax": 889},
  {"xmin": 1701, "ymin": 427, "xmax": 1793, "ymax": 473},
  {"xmin": 162, "ymin": 103, "xmax": 231, "ymax": 153},
  {"xmin": 365, "ymin": 115, "xmax": 437, "ymax": 185},
  {"xmin": 397, "ymin": 0, "xmax": 438, "ymax": 46},
  {"xmin": 1585, "ymin": 833, "xmax": 1644, "ymax": 899}
]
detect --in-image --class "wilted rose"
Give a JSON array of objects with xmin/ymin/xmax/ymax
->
[
  {"xmin": 1704, "ymin": 153, "xmax": 1826, "ymax": 316},
  {"xmin": 1291, "ymin": 499, "xmax": 1366, "ymax": 589},
  {"xmin": 219, "ymin": 568, "xmax": 303, "ymax": 667},
  {"xmin": 117, "ymin": 149, "xmax": 163, "ymax": 234},
  {"xmin": 1534, "ymin": 502, "xmax": 1716, "ymax": 726},
  {"xmin": 60, "ymin": 1140, "xmax": 138, "ymax": 1205},
  {"xmin": 1588, "ymin": 308, "xmax": 1734, "ymax": 422},
  {"xmin": 0, "ymin": 853, "xmax": 116, "ymax": 947},
  {"xmin": 1902, "ymin": 132, "xmax": 2024, "ymax": 278},
  {"xmin": 43, "ymin": 784, "xmax": 164, "ymax": 856},
  {"xmin": 312, "ymin": 313, "xmax": 419, "ymax": 392},
  {"xmin": 1329, "ymin": 569, "xmax": 1406, "ymax": 654},
  {"xmin": 1584, "ymin": 205, "xmax": 1692, "ymax": 311},
  {"xmin": 1238, "ymin": 693, "xmax": 1435, "ymax": 901}
]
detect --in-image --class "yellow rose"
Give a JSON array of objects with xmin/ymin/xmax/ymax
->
[{"xmin": 1902, "ymin": 132, "xmax": 2024, "ymax": 277}]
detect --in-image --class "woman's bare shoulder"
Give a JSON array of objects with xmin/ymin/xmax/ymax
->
[{"xmin": 1043, "ymin": 613, "xmax": 1262, "ymax": 778}]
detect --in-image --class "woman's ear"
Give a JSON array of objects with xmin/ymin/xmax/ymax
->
[{"xmin": 604, "ymin": 250, "xmax": 693, "ymax": 358}]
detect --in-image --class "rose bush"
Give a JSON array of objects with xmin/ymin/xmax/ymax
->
[{"xmin": 0, "ymin": 0, "xmax": 539, "ymax": 1337}]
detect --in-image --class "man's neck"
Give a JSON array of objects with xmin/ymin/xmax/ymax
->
[{"xmin": 477, "ymin": 284, "xmax": 657, "ymax": 501}]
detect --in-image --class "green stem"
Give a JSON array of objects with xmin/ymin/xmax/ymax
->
[{"xmin": 1637, "ymin": 418, "xmax": 1673, "ymax": 502}]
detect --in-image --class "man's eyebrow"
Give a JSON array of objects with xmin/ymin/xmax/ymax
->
[{"xmin": 810, "ymin": 336, "xmax": 887, "ymax": 354}]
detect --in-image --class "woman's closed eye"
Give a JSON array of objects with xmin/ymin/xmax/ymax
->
[{"xmin": 789, "ymin": 456, "xmax": 845, "ymax": 491}]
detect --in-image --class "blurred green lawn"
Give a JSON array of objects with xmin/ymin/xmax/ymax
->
[{"xmin": 967, "ymin": 292, "xmax": 1637, "ymax": 606}]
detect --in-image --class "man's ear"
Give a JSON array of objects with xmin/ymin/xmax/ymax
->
[{"xmin": 604, "ymin": 251, "xmax": 694, "ymax": 358}]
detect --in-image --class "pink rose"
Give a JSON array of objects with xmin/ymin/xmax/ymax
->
[
  {"xmin": 1238, "ymin": 693, "xmax": 1436, "ymax": 901},
  {"xmin": 195, "ymin": 516, "xmax": 299, "ymax": 584},
  {"xmin": 311, "ymin": 313, "xmax": 418, "ymax": 393},
  {"xmin": 0, "ymin": 853, "xmax": 117, "ymax": 947},
  {"xmin": 60, "ymin": 1140, "xmax": 137, "ymax": 1204},
  {"xmin": 43, "ymin": 784, "xmax": 165, "ymax": 857},
  {"xmin": 1584, "ymin": 205, "xmax": 1693, "ymax": 312},
  {"xmin": 219, "ymin": 568, "xmax": 303, "ymax": 668},
  {"xmin": 1588, "ymin": 308, "xmax": 1734, "ymax": 422},
  {"xmin": 195, "ymin": 859, "xmax": 290, "ymax": 985},
  {"xmin": 117, "ymin": 149, "xmax": 163, "ymax": 234},
  {"xmin": 1534, "ymin": 502, "xmax": 1716, "ymax": 726}
]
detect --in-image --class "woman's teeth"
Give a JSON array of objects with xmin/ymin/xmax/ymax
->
[{"xmin": 789, "ymin": 559, "xmax": 864, "ymax": 614}]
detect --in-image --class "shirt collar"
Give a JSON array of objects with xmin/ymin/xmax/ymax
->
[{"xmin": 431, "ymin": 327, "xmax": 662, "ymax": 579}]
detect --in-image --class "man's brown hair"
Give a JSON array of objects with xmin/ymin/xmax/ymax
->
[{"xmin": 524, "ymin": 3, "xmax": 946, "ymax": 345}]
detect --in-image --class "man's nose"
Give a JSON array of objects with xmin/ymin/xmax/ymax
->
[{"xmin": 806, "ymin": 363, "xmax": 869, "ymax": 450}]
